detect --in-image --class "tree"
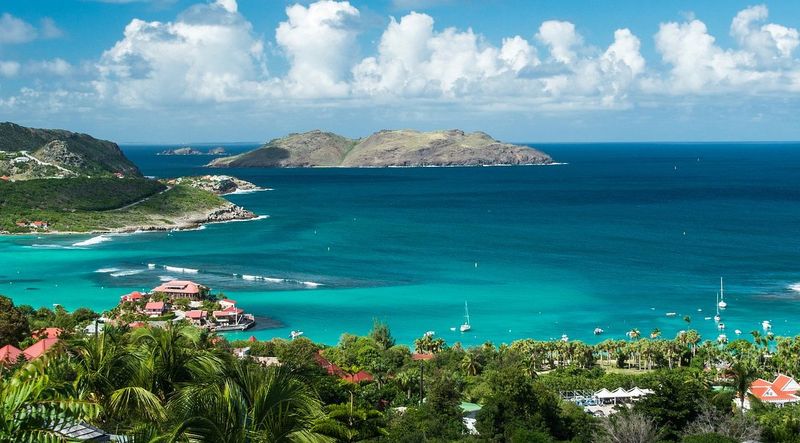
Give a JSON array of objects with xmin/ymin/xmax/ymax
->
[
  {"xmin": 683, "ymin": 403, "xmax": 761, "ymax": 441},
  {"xmin": 314, "ymin": 402, "xmax": 387, "ymax": 442},
  {"xmin": 633, "ymin": 369, "xmax": 707, "ymax": 439},
  {"xmin": 0, "ymin": 356, "xmax": 100, "ymax": 442},
  {"xmin": 650, "ymin": 328, "xmax": 661, "ymax": 339},
  {"xmin": 369, "ymin": 318, "xmax": 395, "ymax": 350},
  {"xmin": 0, "ymin": 295, "xmax": 30, "ymax": 346},
  {"xmin": 169, "ymin": 362, "xmax": 326, "ymax": 442},
  {"xmin": 725, "ymin": 358, "xmax": 759, "ymax": 409},
  {"xmin": 597, "ymin": 411, "xmax": 662, "ymax": 443}
]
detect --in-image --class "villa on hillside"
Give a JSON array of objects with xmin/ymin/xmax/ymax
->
[
  {"xmin": 151, "ymin": 280, "xmax": 209, "ymax": 300},
  {"xmin": 212, "ymin": 299, "xmax": 255, "ymax": 331},
  {"xmin": 145, "ymin": 301, "xmax": 168, "ymax": 317},
  {"xmin": 745, "ymin": 374, "xmax": 800, "ymax": 409}
]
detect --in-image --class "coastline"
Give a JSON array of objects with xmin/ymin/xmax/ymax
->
[{"xmin": 0, "ymin": 202, "xmax": 261, "ymax": 236}]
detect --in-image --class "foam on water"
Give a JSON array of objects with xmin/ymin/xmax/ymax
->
[
  {"xmin": 789, "ymin": 283, "xmax": 800, "ymax": 293},
  {"xmin": 73, "ymin": 235, "xmax": 112, "ymax": 247},
  {"xmin": 95, "ymin": 268, "xmax": 120, "ymax": 273},
  {"xmin": 109, "ymin": 269, "xmax": 144, "ymax": 277},
  {"xmin": 163, "ymin": 265, "xmax": 199, "ymax": 274}
]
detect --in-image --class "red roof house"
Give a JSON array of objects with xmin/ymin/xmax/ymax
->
[
  {"xmin": 145, "ymin": 301, "xmax": 167, "ymax": 316},
  {"xmin": 0, "ymin": 175, "xmax": 10, "ymax": 181},
  {"xmin": 212, "ymin": 306, "xmax": 244, "ymax": 321},
  {"xmin": 314, "ymin": 351, "xmax": 373, "ymax": 383},
  {"xmin": 747, "ymin": 374, "xmax": 800, "ymax": 408},
  {"xmin": 120, "ymin": 291, "xmax": 144, "ymax": 302},
  {"xmin": 412, "ymin": 353, "xmax": 435, "ymax": 361},
  {"xmin": 32, "ymin": 327, "xmax": 63, "ymax": 340},
  {"xmin": 185, "ymin": 310, "xmax": 208, "ymax": 326},
  {"xmin": 219, "ymin": 299, "xmax": 237, "ymax": 309},
  {"xmin": 344, "ymin": 370, "xmax": 374, "ymax": 383},
  {"xmin": 151, "ymin": 280, "xmax": 208, "ymax": 300},
  {"xmin": 23, "ymin": 338, "xmax": 59, "ymax": 360},
  {"xmin": 0, "ymin": 344, "xmax": 23, "ymax": 365}
]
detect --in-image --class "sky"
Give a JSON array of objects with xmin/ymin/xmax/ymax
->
[{"xmin": 1, "ymin": 1, "xmax": 799, "ymax": 143}]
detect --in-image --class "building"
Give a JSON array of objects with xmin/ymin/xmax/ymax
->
[
  {"xmin": 23, "ymin": 338, "xmax": 59, "ymax": 360},
  {"xmin": 151, "ymin": 280, "xmax": 208, "ymax": 300},
  {"xmin": 314, "ymin": 351, "xmax": 373, "ymax": 383},
  {"xmin": 32, "ymin": 327, "xmax": 63, "ymax": 340},
  {"xmin": 746, "ymin": 374, "xmax": 800, "ymax": 409},
  {"xmin": 144, "ymin": 301, "xmax": 167, "ymax": 316},
  {"xmin": 219, "ymin": 299, "xmax": 237, "ymax": 310},
  {"xmin": 212, "ymin": 305, "xmax": 245, "ymax": 324},
  {"xmin": 120, "ymin": 291, "xmax": 144, "ymax": 303},
  {"xmin": 0, "ymin": 344, "xmax": 23, "ymax": 366},
  {"xmin": 185, "ymin": 309, "xmax": 208, "ymax": 326}
]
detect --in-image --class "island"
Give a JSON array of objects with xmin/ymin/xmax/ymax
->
[
  {"xmin": 207, "ymin": 129, "xmax": 553, "ymax": 168},
  {"xmin": 158, "ymin": 146, "xmax": 228, "ymax": 156},
  {"xmin": 0, "ymin": 122, "xmax": 258, "ymax": 234}
]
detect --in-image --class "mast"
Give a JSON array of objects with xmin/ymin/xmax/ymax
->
[
  {"xmin": 720, "ymin": 277, "xmax": 724, "ymax": 302},
  {"xmin": 464, "ymin": 301, "xmax": 470, "ymax": 326}
]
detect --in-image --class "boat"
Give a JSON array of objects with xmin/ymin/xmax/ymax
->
[
  {"xmin": 713, "ymin": 292, "xmax": 721, "ymax": 323},
  {"xmin": 717, "ymin": 334, "xmax": 728, "ymax": 343},
  {"xmin": 718, "ymin": 277, "xmax": 728, "ymax": 310},
  {"xmin": 734, "ymin": 329, "xmax": 742, "ymax": 335},
  {"xmin": 560, "ymin": 334, "xmax": 569, "ymax": 342},
  {"xmin": 762, "ymin": 320, "xmax": 772, "ymax": 331},
  {"xmin": 666, "ymin": 312, "xmax": 677, "ymax": 317},
  {"xmin": 717, "ymin": 322, "xmax": 726, "ymax": 331},
  {"xmin": 460, "ymin": 301, "xmax": 471, "ymax": 332},
  {"xmin": 593, "ymin": 327, "xmax": 604, "ymax": 335},
  {"xmin": 290, "ymin": 330, "xmax": 303, "ymax": 339}
]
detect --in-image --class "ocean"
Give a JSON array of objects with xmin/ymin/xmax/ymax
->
[{"xmin": 1, "ymin": 142, "xmax": 799, "ymax": 346}]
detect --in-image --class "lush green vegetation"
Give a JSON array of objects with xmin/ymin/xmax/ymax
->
[
  {"xmin": 2, "ymin": 295, "xmax": 800, "ymax": 442},
  {"xmin": 0, "ymin": 179, "xmax": 227, "ymax": 233}
]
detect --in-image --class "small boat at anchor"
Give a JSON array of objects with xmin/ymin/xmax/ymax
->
[
  {"xmin": 460, "ymin": 301, "xmax": 471, "ymax": 332},
  {"xmin": 593, "ymin": 327, "xmax": 604, "ymax": 335}
]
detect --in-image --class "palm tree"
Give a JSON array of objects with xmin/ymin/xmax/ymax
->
[
  {"xmin": 627, "ymin": 328, "xmax": 641, "ymax": 340},
  {"xmin": 650, "ymin": 328, "xmax": 661, "ymax": 339},
  {"xmin": 169, "ymin": 361, "xmax": 326, "ymax": 442},
  {"xmin": 726, "ymin": 358, "xmax": 759, "ymax": 409},
  {"xmin": 461, "ymin": 352, "xmax": 481, "ymax": 376},
  {"xmin": 314, "ymin": 402, "xmax": 387, "ymax": 442},
  {"xmin": 0, "ymin": 356, "xmax": 100, "ymax": 442}
]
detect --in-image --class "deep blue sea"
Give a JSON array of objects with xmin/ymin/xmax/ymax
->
[{"xmin": 2, "ymin": 143, "xmax": 799, "ymax": 346}]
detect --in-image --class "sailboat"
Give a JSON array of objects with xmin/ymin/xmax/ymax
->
[
  {"xmin": 718, "ymin": 277, "xmax": 727, "ymax": 310},
  {"xmin": 714, "ymin": 292, "xmax": 721, "ymax": 323},
  {"xmin": 460, "ymin": 301, "xmax": 471, "ymax": 332}
]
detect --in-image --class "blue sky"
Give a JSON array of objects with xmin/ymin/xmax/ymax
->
[{"xmin": 1, "ymin": 0, "xmax": 799, "ymax": 143}]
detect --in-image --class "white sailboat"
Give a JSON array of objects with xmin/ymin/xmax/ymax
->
[
  {"xmin": 718, "ymin": 277, "xmax": 728, "ymax": 310},
  {"xmin": 714, "ymin": 292, "xmax": 721, "ymax": 323},
  {"xmin": 460, "ymin": 301, "xmax": 471, "ymax": 332}
]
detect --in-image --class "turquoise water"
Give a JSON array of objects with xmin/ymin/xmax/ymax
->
[{"xmin": 2, "ymin": 143, "xmax": 799, "ymax": 346}]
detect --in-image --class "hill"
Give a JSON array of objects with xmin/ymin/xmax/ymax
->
[
  {"xmin": 0, "ymin": 122, "xmax": 141, "ymax": 179},
  {"xmin": 207, "ymin": 129, "xmax": 551, "ymax": 168}
]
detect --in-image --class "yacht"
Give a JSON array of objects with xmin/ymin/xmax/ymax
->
[
  {"xmin": 718, "ymin": 277, "xmax": 728, "ymax": 310},
  {"xmin": 460, "ymin": 301, "xmax": 472, "ymax": 332},
  {"xmin": 593, "ymin": 327, "xmax": 604, "ymax": 335}
]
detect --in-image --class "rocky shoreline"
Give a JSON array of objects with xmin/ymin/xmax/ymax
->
[{"xmin": 0, "ymin": 202, "xmax": 259, "ymax": 236}]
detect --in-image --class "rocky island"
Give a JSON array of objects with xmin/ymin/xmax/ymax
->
[
  {"xmin": 0, "ymin": 122, "xmax": 258, "ymax": 234},
  {"xmin": 158, "ymin": 146, "xmax": 227, "ymax": 156},
  {"xmin": 207, "ymin": 129, "xmax": 552, "ymax": 168}
]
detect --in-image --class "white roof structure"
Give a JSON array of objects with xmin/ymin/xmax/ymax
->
[
  {"xmin": 627, "ymin": 387, "xmax": 647, "ymax": 397},
  {"xmin": 595, "ymin": 388, "xmax": 615, "ymax": 398},
  {"xmin": 611, "ymin": 387, "xmax": 631, "ymax": 398}
]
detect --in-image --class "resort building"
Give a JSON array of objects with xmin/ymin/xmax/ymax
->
[
  {"xmin": 219, "ymin": 299, "xmax": 237, "ymax": 310},
  {"xmin": 151, "ymin": 280, "xmax": 209, "ymax": 300},
  {"xmin": 120, "ymin": 291, "xmax": 144, "ymax": 303},
  {"xmin": 315, "ymin": 351, "xmax": 373, "ymax": 383},
  {"xmin": 185, "ymin": 310, "xmax": 208, "ymax": 326},
  {"xmin": 746, "ymin": 374, "xmax": 800, "ymax": 409},
  {"xmin": 32, "ymin": 327, "xmax": 63, "ymax": 340},
  {"xmin": 145, "ymin": 301, "xmax": 168, "ymax": 316},
  {"xmin": 0, "ymin": 344, "xmax": 23, "ymax": 366},
  {"xmin": 23, "ymin": 338, "xmax": 59, "ymax": 360}
]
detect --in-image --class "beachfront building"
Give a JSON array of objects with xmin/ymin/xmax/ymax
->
[
  {"xmin": 145, "ymin": 301, "xmax": 168, "ymax": 317},
  {"xmin": 185, "ymin": 310, "xmax": 208, "ymax": 326},
  {"xmin": 23, "ymin": 337, "xmax": 59, "ymax": 360},
  {"xmin": 120, "ymin": 291, "xmax": 145, "ymax": 303},
  {"xmin": 745, "ymin": 374, "xmax": 800, "ymax": 409},
  {"xmin": 151, "ymin": 280, "xmax": 209, "ymax": 301}
]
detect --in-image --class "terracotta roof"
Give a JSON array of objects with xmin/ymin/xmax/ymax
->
[
  {"xmin": 121, "ymin": 291, "xmax": 144, "ymax": 301},
  {"xmin": 219, "ymin": 299, "xmax": 237, "ymax": 305},
  {"xmin": 129, "ymin": 321, "xmax": 146, "ymax": 328},
  {"xmin": 185, "ymin": 310, "xmax": 207, "ymax": 319},
  {"xmin": 152, "ymin": 280, "xmax": 202, "ymax": 294},
  {"xmin": 749, "ymin": 374, "xmax": 800, "ymax": 404},
  {"xmin": 412, "ymin": 353, "xmax": 435, "ymax": 361},
  {"xmin": 145, "ymin": 301, "xmax": 166, "ymax": 310},
  {"xmin": 23, "ymin": 338, "xmax": 59, "ymax": 360},
  {"xmin": 344, "ymin": 370, "xmax": 374, "ymax": 383},
  {"xmin": 32, "ymin": 327, "xmax": 63, "ymax": 339},
  {"xmin": 213, "ymin": 307, "xmax": 244, "ymax": 317},
  {"xmin": 0, "ymin": 344, "xmax": 23, "ymax": 365}
]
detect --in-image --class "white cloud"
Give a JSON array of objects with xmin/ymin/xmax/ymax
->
[
  {"xmin": 0, "ymin": 13, "xmax": 38, "ymax": 44},
  {"xmin": 731, "ymin": 5, "xmax": 798, "ymax": 60},
  {"xmin": 40, "ymin": 18, "xmax": 64, "ymax": 40},
  {"xmin": 28, "ymin": 58, "xmax": 72, "ymax": 76},
  {"xmin": 276, "ymin": 1, "xmax": 360, "ymax": 98},
  {"xmin": 537, "ymin": 20, "xmax": 582, "ymax": 64},
  {"xmin": 0, "ymin": 60, "xmax": 21, "ymax": 77},
  {"xmin": 95, "ymin": 0, "xmax": 271, "ymax": 106}
]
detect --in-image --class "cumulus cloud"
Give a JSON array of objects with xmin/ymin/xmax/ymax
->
[
  {"xmin": 654, "ymin": 5, "xmax": 798, "ymax": 93},
  {"xmin": 95, "ymin": 0, "xmax": 271, "ymax": 106},
  {"xmin": 0, "ymin": 60, "xmax": 21, "ymax": 77},
  {"xmin": 0, "ymin": 13, "xmax": 38, "ymax": 44},
  {"xmin": 28, "ymin": 58, "xmax": 72, "ymax": 76},
  {"xmin": 39, "ymin": 18, "xmax": 64, "ymax": 39},
  {"xmin": 537, "ymin": 21, "xmax": 582, "ymax": 64},
  {"xmin": 275, "ymin": 1, "xmax": 360, "ymax": 98},
  {"xmin": 352, "ymin": 12, "xmax": 541, "ymax": 97}
]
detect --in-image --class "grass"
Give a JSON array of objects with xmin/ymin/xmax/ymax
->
[{"xmin": 0, "ymin": 178, "xmax": 227, "ymax": 233}]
